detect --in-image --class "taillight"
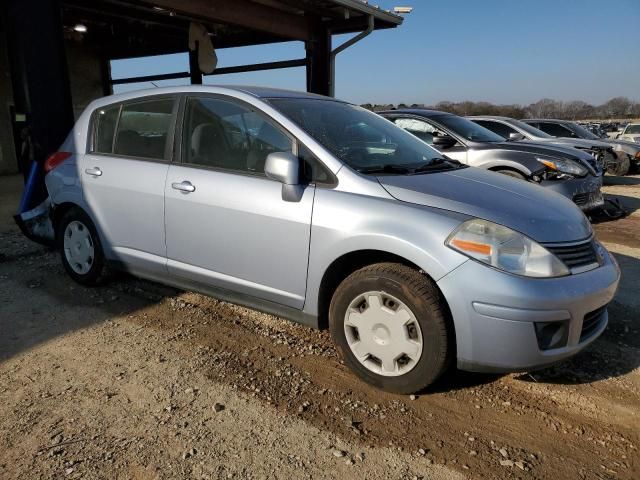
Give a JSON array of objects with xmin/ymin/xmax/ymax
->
[{"xmin": 44, "ymin": 151, "xmax": 72, "ymax": 172}]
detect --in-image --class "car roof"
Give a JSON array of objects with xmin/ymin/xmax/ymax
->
[
  {"xmin": 523, "ymin": 119, "xmax": 572, "ymax": 124},
  {"xmin": 91, "ymin": 85, "xmax": 339, "ymax": 107},
  {"xmin": 378, "ymin": 109, "xmax": 455, "ymax": 118},
  {"xmin": 466, "ymin": 115, "xmax": 513, "ymax": 121}
]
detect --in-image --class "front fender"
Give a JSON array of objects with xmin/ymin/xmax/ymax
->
[
  {"xmin": 303, "ymin": 188, "xmax": 470, "ymax": 317},
  {"xmin": 470, "ymin": 150, "xmax": 545, "ymax": 176}
]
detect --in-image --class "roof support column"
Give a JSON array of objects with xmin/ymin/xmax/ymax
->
[
  {"xmin": 305, "ymin": 25, "xmax": 331, "ymax": 97},
  {"xmin": 188, "ymin": 48, "xmax": 203, "ymax": 85},
  {"xmin": 4, "ymin": 0, "xmax": 74, "ymax": 207}
]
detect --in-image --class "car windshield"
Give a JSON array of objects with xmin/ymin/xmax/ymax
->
[
  {"xmin": 626, "ymin": 124, "xmax": 640, "ymax": 134},
  {"xmin": 568, "ymin": 122, "xmax": 600, "ymax": 140},
  {"xmin": 434, "ymin": 115, "xmax": 505, "ymax": 143},
  {"xmin": 269, "ymin": 98, "xmax": 460, "ymax": 174},
  {"xmin": 508, "ymin": 119, "xmax": 553, "ymax": 138}
]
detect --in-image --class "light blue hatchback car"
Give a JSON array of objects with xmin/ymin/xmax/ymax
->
[{"xmin": 41, "ymin": 86, "xmax": 620, "ymax": 393}]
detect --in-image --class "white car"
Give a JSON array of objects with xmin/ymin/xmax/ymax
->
[{"xmin": 617, "ymin": 123, "xmax": 640, "ymax": 144}]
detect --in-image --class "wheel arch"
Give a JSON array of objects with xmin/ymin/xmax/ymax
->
[{"xmin": 315, "ymin": 249, "xmax": 449, "ymax": 330}]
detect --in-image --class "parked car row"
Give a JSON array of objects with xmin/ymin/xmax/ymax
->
[
  {"xmin": 380, "ymin": 110, "xmax": 605, "ymax": 211},
  {"xmin": 27, "ymin": 86, "xmax": 620, "ymax": 394},
  {"xmin": 522, "ymin": 119, "xmax": 640, "ymax": 176}
]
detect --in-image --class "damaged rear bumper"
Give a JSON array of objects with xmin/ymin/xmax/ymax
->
[{"xmin": 14, "ymin": 198, "xmax": 55, "ymax": 247}]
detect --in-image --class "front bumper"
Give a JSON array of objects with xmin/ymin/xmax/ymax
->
[
  {"xmin": 437, "ymin": 248, "xmax": 620, "ymax": 373},
  {"xmin": 540, "ymin": 174, "xmax": 604, "ymax": 211}
]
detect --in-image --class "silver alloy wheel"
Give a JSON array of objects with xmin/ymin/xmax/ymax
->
[
  {"xmin": 63, "ymin": 220, "xmax": 95, "ymax": 275},
  {"xmin": 344, "ymin": 291, "xmax": 423, "ymax": 377}
]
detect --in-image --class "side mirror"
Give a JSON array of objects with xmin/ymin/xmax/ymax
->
[
  {"xmin": 432, "ymin": 135, "xmax": 457, "ymax": 149},
  {"xmin": 265, "ymin": 151, "xmax": 300, "ymax": 185},
  {"xmin": 264, "ymin": 151, "xmax": 304, "ymax": 202},
  {"xmin": 509, "ymin": 132, "xmax": 525, "ymax": 141}
]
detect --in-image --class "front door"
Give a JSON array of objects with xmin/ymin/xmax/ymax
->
[
  {"xmin": 164, "ymin": 95, "xmax": 314, "ymax": 308},
  {"xmin": 79, "ymin": 96, "xmax": 176, "ymax": 274}
]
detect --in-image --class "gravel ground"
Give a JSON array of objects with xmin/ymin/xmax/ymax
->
[{"xmin": 0, "ymin": 174, "xmax": 638, "ymax": 479}]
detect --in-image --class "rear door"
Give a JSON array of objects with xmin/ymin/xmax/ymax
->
[
  {"xmin": 80, "ymin": 96, "xmax": 177, "ymax": 275},
  {"xmin": 164, "ymin": 95, "xmax": 315, "ymax": 308}
]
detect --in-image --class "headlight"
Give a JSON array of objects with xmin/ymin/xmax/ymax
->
[
  {"xmin": 536, "ymin": 156, "xmax": 588, "ymax": 177},
  {"xmin": 446, "ymin": 219, "xmax": 570, "ymax": 278}
]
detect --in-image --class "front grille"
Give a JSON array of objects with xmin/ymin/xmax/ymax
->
[
  {"xmin": 580, "ymin": 305, "xmax": 607, "ymax": 341},
  {"xmin": 546, "ymin": 240, "xmax": 598, "ymax": 270},
  {"xmin": 573, "ymin": 192, "xmax": 589, "ymax": 206}
]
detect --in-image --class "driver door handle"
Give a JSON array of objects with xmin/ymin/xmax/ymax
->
[
  {"xmin": 84, "ymin": 167, "xmax": 102, "ymax": 177},
  {"xmin": 172, "ymin": 181, "xmax": 196, "ymax": 193}
]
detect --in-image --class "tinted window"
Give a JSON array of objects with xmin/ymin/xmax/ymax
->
[
  {"xmin": 536, "ymin": 122, "xmax": 576, "ymax": 138},
  {"xmin": 183, "ymin": 97, "xmax": 292, "ymax": 174},
  {"xmin": 93, "ymin": 105, "xmax": 120, "ymax": 154},
  {"xmin": 433, "ymin": 115, "xmax": 505, "ymax": 143},
  {"xmin": 626, "ymin": 124, "xmax": 640, "ymax": 134},
  {"xmin": 113, "ymin": 99, "xmax": 174, "ymax": 160},
  {"xmin": 473, "ymin": 120, "xmax": 517, "ymax": 139}
]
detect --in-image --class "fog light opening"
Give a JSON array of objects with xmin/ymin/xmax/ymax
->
[{"xmin": 534, "ymin": 320, "xmax": 569, "ymax": 351}]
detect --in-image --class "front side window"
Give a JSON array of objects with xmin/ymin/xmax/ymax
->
[
  {"xmin": 269, "ymin": 99, "xmax": 456, "ymax": 173},
  {"xmin": 183, "ymin": 97, "xmax": 292, "ymax": 174},
  {"xmin": 537, "ymin": 122, "xmax": 576, "ymax": 138},
  {"xmin": 113, "ymin": 99, "xmax": 175, "ymax": 160},
  {"xmin": 393, "ymin": 118, "xmax": 439, "ymax": 144},
  {"xmin": 473, "ymin": 120, "xmax": 517, "ymax": 139},
  {"xmin": 432, "ymin": 115, "xmax": 505, "ymax": 143},
  {"xmin": 625, "ymin": 124, "xmax": 640, "ymax": 134},
  {"xmin": 92, "ymin": 104, "xmax": 120, "ymax": 154}
]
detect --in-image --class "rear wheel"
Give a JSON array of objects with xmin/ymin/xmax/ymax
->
[
  {"xmin": 57, "ymin": 207, "xmax": 105, "ymax": 286},
  {"xmin": 494, "ymin": 169, "xmax": 526, "ymax": 180},
  {"xmin": 329, "ymin": 263, "xmax": 452, "ymax": 394}
]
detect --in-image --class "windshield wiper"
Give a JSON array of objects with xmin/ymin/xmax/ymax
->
[
  {"xmin": 411, "ymin": 158, "xmax": 464, "ymax": 173},
  {"xmin": 357, "ymin": 164, "xmax": 413, "ymax": 174}
]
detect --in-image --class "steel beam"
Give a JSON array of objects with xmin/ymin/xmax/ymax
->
[{"xmin": 146, "ymin": 0, "xmax": 313, "ymax": 40}]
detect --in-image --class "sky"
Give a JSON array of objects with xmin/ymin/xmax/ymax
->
[{"xmin": 111, "ymin": 0, "xmax": 640, "ymax": 106}]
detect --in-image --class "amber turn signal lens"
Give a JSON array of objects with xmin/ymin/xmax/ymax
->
[{"xmin": 450, "ymin": 239, "xmax": 491, "ymax": 256}]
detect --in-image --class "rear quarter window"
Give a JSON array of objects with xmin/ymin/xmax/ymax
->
[{"xmin": 93, "ymin": 105, "xmax": 120, "ymax": 153}]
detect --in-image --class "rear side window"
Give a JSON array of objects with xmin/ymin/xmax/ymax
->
[
  {"xmin": 114, "ymin": 99, "xmax": 175, "ymax": 160},
  {"xmin": 93, "ymin": 105, "xmax": 120, "ymax": 153}
]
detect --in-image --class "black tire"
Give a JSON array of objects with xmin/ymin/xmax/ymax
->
[
  {"xmin": 56, "ymin": 207, "xmax": 105, "ymax": 286},
  {"xmin": 606, "ymin": 154, "xmax": 630, "ymax": 176},
  {"xmin": 329, "ymin": 263, "xmax": 453, "ymax": 394},
  {"xmin": 494, "ymin": 169, "xmax": 526, "ymax": 180}
]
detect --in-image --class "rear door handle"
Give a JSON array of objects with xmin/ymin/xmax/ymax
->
[
  {"xmin": 85, "ymin": 167, "xmax": 102, "ymax": 177},
  {"xmin": 171, "ymin": 181, "xmax": 196, "ymax": 193}
]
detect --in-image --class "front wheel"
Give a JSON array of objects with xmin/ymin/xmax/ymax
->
[
  {"xmin": 57, "ymin": 207, "xmax": 105, "ymax": 286},
  {"xmin": 329, "ymin": 263, "xmax": 453, "ymax": 394},
  {"xmin": 606, "ymin": 154, "xmax": 630, "ymax": 176}
]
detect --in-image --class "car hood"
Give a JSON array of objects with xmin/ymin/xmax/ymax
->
[
  {"xmin": 501, "ymin": 141, "xmax": 593, "ymax": 161},
  {"xmin": 604, "ymin": 138, "xmax": 640, "ymax": 152},
  {"xmin": 527, "ymin": 137, "xmax": 612, "ymax": 150},
  {"xmin": 377, "ymin": 167, "xmax": 592, "ymax": 243}
]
